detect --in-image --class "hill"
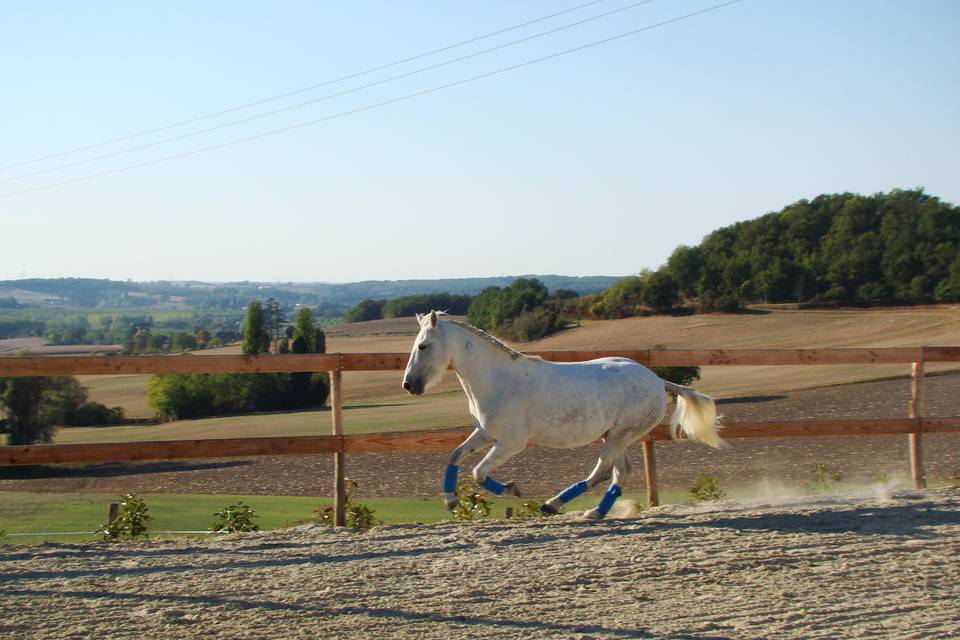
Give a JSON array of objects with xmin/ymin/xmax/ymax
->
[
  {"xmin": 660, "ymin": 188, "xmax": 960, "ymax": 308},
  {"xmin": 0, "ymin": 275, "xmax": 619, "ymax": 313}
]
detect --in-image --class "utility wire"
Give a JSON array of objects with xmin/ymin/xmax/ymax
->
[
  {"xmin": 0, "ymin": 0, "xmax": 608, "ymax": 173},
  {"xmin": 0, "ymin": 0, "xmax": 658, "ymax": 185},
  {"xmin": 0, "ymin": 0, "xmax": 743, "ymax": 200},
  {"xmin": 0, "ymin": 0, "xmax": 657, "ymax": 185}
]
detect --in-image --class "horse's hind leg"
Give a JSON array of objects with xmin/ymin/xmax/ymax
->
[
  {"xmin": 472, "ymin": 440, "xmax": 524, "ymax": 497},
  {"xmin": 541, "ymin": 449, "xmax": 618, "ymax": 515},
  {"xmin": 582, "ymin": 453, "xmax": 632, "ymax": 520},
  {"xmin": 541, "ymin": 434, "xmax": 637, "ymax": 517}
]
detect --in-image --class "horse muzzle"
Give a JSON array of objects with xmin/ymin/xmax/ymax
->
[{"xmin": 402, "ymin": 378, "xmax": 424, "ymax": 395}]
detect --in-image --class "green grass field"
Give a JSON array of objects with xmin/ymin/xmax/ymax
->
[
  {"xmin": 3, "ymin": 477, "xmax": 944, "ymax": 546},
  {"xmin": 0, "ymin": 489, "xmax": 692, "ymax": 545}
]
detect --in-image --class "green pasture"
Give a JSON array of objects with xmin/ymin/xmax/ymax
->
[
  {"xmin": 2, "ymin": 477, "xmax": 944, "ymax": 546},
  {"xmin": 0, "ymin": 489, "xmax": 692, "ymax": 546}
]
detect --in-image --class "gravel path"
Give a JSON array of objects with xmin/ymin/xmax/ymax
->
[
  {"xmin": 1, "ymin": 373, "xmax": 957, "ymax": 498},
  {"xmin": 2, "ymin": 488, "xmax": 958, "ymax": 639}
]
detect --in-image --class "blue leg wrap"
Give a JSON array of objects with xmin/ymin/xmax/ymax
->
[
  {"xmin": 443, "ymin": 464, "xmax": 459, "ymax": 493},
  {"xmin": 480, "ymin": 476, "xmax": 506, "ymax": 495},
  {"xmin": 558, "ymin": 480, "xmax": 589, "ymax": 504},
  {"xmin": 596, "ymin": 483, "xmax": 623, "ymax": 516}
]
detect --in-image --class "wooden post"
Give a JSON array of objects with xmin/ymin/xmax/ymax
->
[
  {"xmin": 505, "ymin": 507, "xmax": 514, "ymax": 519},
  {"xmin": 330, "ymin": 362, "xmax": 346, "ymax": 527},
  {"xmin": 642, "ymin": 439, "xmax": 659, "ymax": 507},
  {"xmin": 908, "ymin": 360, "xmax": 926, "ymax": 489},
  {"xmin": 108, "ymin": 502, "xmax": 119, "ymax": 523}
]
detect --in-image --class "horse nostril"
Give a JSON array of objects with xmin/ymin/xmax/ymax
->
[{"xmin": 402, "ymin": 380, "xmax": 412, "ymax": 391}]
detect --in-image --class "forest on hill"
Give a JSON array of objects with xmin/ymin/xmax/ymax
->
[{"xmin": 663, "ymin": 188, "xmax": 959, "ymax": 308}]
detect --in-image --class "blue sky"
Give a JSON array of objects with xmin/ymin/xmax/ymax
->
[{"xmin": 1, "ymin": 0, "xmax": 958, "ymax": 282}]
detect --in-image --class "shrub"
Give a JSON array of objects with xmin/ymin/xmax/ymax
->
[
  {"xmin": 97, "ymin": 493, "xmax": 151, "ymax": 540},
  {"xmin": 690, "ymin": 475, "xmax": 726, "ymax": 502},
  {"xmin": 65, "ymin": 401, "xmax": 125, "ymax": 426},
  {"xmin": 211, "ymin": 502, "xmax": 260, "ymax": 533},
  {"xmin": 505, "ymin": 307, "xmax": 564, "ymax": 341},
  {"xmin": 313, "ymin": 479, "xmax": 381, "ymax": 532},
  {"xmin": 514, "ymin": 499, "xmax": 556, "ymax": 518},
  {"xmin": 808, "ymin": 463, "xmax": 844, "ymax": 493},
  {"xmin": 453, "ymin": 479, "xmax": 492, "ymax": 521}
]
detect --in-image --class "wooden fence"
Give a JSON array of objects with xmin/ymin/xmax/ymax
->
[{"xmin": 1, "ymin": 346, "xmax": 959, "ymax": 525}]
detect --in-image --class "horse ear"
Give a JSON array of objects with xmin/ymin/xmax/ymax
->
[
  {"xmin": 415, "ymin": 313, "xmax": 423, "ymax": 323},
  {"xmin": 429, "ymin": 310, "xmax": 438, "ymax": 328}
]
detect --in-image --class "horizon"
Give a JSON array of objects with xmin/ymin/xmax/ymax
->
[
  {"xmin": 0, "ymin": 272, "xmax": 624, "ymax": 286},
  {"xmin": 3, "ymin": 1, "xmax": 958, "ymax": 282}
]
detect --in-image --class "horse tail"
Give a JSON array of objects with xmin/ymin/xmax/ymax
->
[{"xmin": 663, "ymin": 381, "xmax": 725, "ymax": 449}]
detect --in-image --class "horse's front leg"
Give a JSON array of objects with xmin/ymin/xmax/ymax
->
[
  {"xmin": 472, "ymin": 440, "xmax": 524, "ymax": 498},
  {"xmin": 443, "ymin": 428, "xmax": 492, "ymax": 510}
]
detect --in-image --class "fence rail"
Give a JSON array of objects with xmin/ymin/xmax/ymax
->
[
  {"xmin": 1, "ymin": 346, "xmax": 959, "ymax": 524},
  {"xmin": 2, "ymin": 346, "xmax": 960, "ymax": 377}
]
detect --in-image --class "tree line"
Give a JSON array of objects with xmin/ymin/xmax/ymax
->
[
  {"xmin": 343, "ymin": 293, "xmax": 474, "ymax": 323},
  {"xmin": 664, "ymin": 188, "xmax": 959, "ymax": 309},
  {"xmin": 146, "ymin": 303, "xmax": 330, "ymax": 421}
]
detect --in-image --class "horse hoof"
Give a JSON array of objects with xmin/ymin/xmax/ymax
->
[
  {"xmin": 503, "ymin": 482, "xmax": 521, "ymax": 498},
  {"xmin": 582, "ymin": 508, "xmax": 605, "ymax": 521},
  {"xmin": 540, "ymin": 502, "xmax": 559, "ymax": 515},
  {"xmin": 444, "ymin": 494, "xmax": 459, "ymax": 511}
]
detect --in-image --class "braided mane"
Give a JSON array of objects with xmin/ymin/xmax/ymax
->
[{"xmin": 444, "ymin": 318, "xmax": 537, "ymax": 361}]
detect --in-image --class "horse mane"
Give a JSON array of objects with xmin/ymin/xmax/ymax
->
[{"xmin": 443, "ymin": 318, "xmax": 539, "ymax": 362}]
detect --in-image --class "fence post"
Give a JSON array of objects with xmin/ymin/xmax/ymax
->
[
  {"xmin": 642, "ymin": 439, "xmax": 659, "ymax": 507},
  {"xmin": 330, "ymin": 357, "xmax": 346, "ymax": 526},
  {"xmin": 908, "ymin": 359, "xmax": 926, "ymax": 489}
]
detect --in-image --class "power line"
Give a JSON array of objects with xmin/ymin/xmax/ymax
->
[
  {"xmin": 0, "ymin": 0, "xmax": 608, "ymax": 173},
  {"xmin": 0, "ymin": 0, "xmax": 744, "ymax": 200},
  {"xmin": 0, "ymin": 0, "xmax": 658, "ymax": 185}
]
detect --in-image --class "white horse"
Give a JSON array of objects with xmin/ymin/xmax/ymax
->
[{"xmin": 402, "ymin": 311, "xmax": 724, "ymax": 519}]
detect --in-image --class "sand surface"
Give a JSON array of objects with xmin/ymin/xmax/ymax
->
[{"xmin": 2, "ymin": 488, "xmax": 958, "ymax": 639}]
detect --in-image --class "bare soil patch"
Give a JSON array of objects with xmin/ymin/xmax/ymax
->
[{"xmin": 2, "ymin": 488, "xmax": 958, "ymax": 639}]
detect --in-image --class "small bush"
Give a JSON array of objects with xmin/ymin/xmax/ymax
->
[
  {"xmin": 453, "ymin": 479, "xmax": 492, "ymax": 521},
  {"xmin": 211, "ymin": 502, "xmax": 260, "ymax": 533},
  {"xmin": 808, "ymin": 463, "xmax": 844, "ymax": 493},
  {"xmin": 514, "ymin": 499, "xmax": 557, "ymax": 518},
  {"xmin": 314, "ymin": 479, "xmax": 380, "ymax": 532},
  {"xmin": 97, "ymin": 493, "xmax": 151, "ymax": 540},
  {"xmin": 690, "ymin": 475, "xmax": 726, "ymax": 502}
]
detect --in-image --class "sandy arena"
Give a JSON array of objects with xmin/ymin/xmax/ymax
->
[{"xmin": 2, "ymin": 488, "xmax": 958, "ymax": 639}]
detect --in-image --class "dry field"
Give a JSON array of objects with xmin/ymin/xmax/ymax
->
[
  {"xmin": 2, "ymin": 488, "xmax": 958, "ymax": 639},
  {"xmin": 68, "ymin": 306, "xmax": 960, "ymax": 436}
]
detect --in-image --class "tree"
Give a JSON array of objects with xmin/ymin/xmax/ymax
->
[
  {"xmin": 666, "ymin": 245, "xmax": 704, "ymax": 300},
  {"xmin": 195, "ymin": 328, "xmax": 212, "ymax": 348},
  {"xmin": 343, "ymin": 299, "xmax": 386, "ymax": 323},
  {"xmin": 242, "ymin": 301, "xmax": 270, "ymax": 355},
  {"xmin": 290, "ymin": 307, "xmax": 329, "ymax": 406},
  {"xmin": 599, "ymin": 276, "xmax": 644, "ymax": 318},
  {"xmin": 0, "ymin": 376, "xmax": 96, "ymax": 445},
  {"xmin": 641, "ymin": 270, "xmax": 679, "ymax": 314},
  {"xmin": 293, "ymin": 307, "xmax": 325, "ymax": 354},
  {"xmin": 263, "ymin": 297, "xmax": 286, "ymax": 347}
]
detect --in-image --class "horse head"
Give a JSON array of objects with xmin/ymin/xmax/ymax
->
[{"xmin": 402, "ymin": 310, "xmax": 452, "ymax": 395}]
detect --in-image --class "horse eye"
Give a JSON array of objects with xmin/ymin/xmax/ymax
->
[{"xmin": 418, "ymin": 343, "xmax": 429, "ymax": 351}]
